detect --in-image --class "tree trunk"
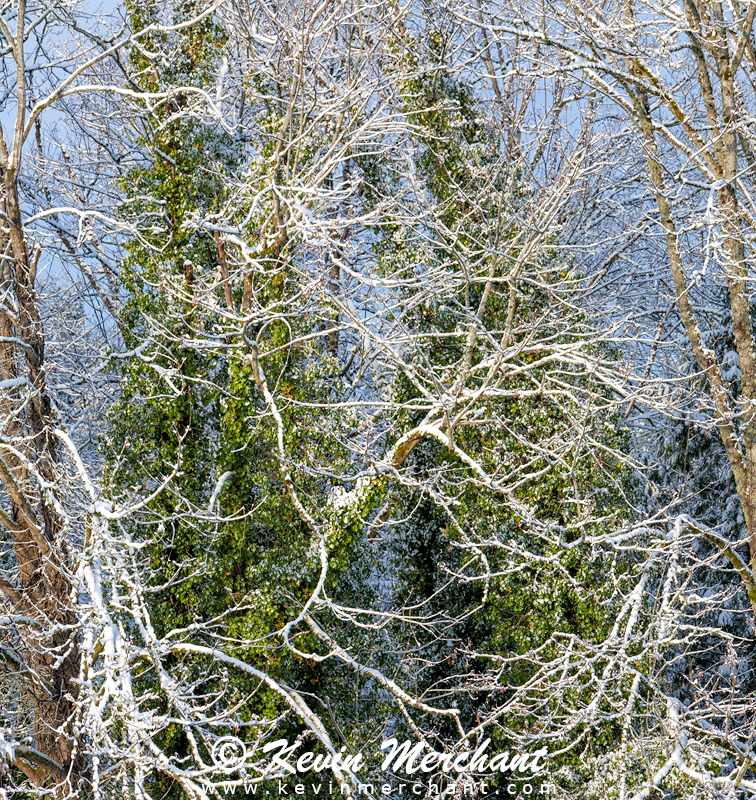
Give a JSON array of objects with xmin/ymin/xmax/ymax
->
[{"xmin": 0, "ymin": 174, "xmax": 83, "ymax": 792}]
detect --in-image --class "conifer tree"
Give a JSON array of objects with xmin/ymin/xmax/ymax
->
[
  {"xmin": 363, "ymin": 14, "xmax": 637, "ymax": 787},
  {"xmin": 104, "ymin": 1, "xmax": 386, "ymax": 795}
]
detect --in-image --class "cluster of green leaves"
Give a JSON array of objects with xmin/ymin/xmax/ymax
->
[
  {"xmin": 104, "ymin": 7, "xmax": 383, "ymax": 797},
  {"xmin": 103, "ymin": 5, "xmax": 640, "ymax": 797},
  {"xmin": 367, "ymin": 16, "xmax": 637, "ymax": 783}
]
